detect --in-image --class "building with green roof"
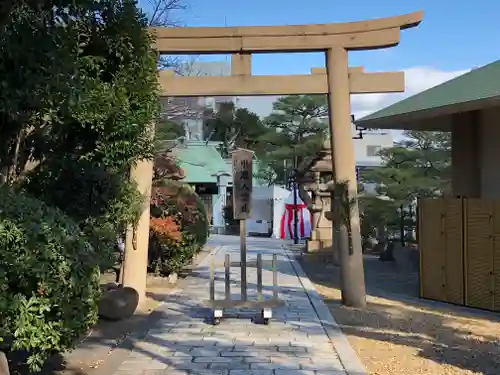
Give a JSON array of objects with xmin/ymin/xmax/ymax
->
[
  {"xmin": 355, "ymin": 60, "xmax": 500, "ymax": 199},
  {"xmin": 172, "ymin": 140, "xmax": 270, "ymax": 233},
  {"xmin": 172, "ymin": 140, "xmax": 230, "ymax": 230},
  {"xmin": 173, "ymin": 140, "xmax": 268, "ymax": 186},
  {"xmin": 173, "ymin": 140, "xmax": 231, "ymax": 185}
]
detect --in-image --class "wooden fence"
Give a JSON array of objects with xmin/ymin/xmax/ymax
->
[{"xmin": 418, "ymin": 198, "xmax": 500, "ymax": 311}]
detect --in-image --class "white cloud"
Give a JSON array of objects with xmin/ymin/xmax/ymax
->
[{"xmin": 351, "ymin": 66, "xmax": 470, "ymax": 120}]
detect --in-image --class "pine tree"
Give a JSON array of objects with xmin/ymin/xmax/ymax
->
[
  {"xmin": 203, "ymin": 101, "xmax": 268, "ymax": 157},
  {"xmin": 360, "ymin": 130, "xmax": 451, "ymax": 205},
  {"xmin": 359, "ymin": 130, "xmax": 451, "ymax": 241},
  {"xmin": 256, "ymin": 95, "xmax": 329, "ymax": 185}
]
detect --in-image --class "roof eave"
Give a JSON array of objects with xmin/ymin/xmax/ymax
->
[{"xmin": 356, "ymin": 96, "xmax": 500, "ymax": 131}]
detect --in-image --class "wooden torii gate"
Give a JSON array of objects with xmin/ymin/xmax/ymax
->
[{"xmin": 121, "ymin": 11, "xmax": 423, "ymax": 309}]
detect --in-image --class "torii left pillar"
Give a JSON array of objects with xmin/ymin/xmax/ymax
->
[{"xmin": 122, "ymin": 133, "xmax": 155, "ymax": 305}]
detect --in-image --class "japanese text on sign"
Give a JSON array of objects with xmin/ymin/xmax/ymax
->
[{"xmin": 232, "ymin": 149, "xmax": 253, "ymax": 219}]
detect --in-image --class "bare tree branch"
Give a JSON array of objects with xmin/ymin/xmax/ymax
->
[
  {"xmin": 146, "ymin": 0, "xmax": 209, "ymax": 129},
  {"xmin": 160, "ymin": 97, "xmax": 211, "ymax": 121},
  {"xmin": 147, "ymin": 0, "xmax": 187, "ymax": 27}
]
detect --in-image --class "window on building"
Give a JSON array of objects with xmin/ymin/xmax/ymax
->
[{"xmin": 366, "ymin": 145, "xmax": 382, "ymax": 157}]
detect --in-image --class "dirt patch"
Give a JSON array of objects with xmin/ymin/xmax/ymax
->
[{"xmin": 299, "ymin": 252, "xmax": 500, "ymax": 375}]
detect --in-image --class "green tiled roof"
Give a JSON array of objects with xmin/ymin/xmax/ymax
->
[
  {"xmin": 173, "ymin": 141, "xmax": 230, "ymax": 184},
  {"xmin": 357, "ymin": 60, "xmax": 500, "ymax": 125}
]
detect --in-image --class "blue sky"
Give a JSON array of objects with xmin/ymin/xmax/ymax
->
[
  {"xmin": 139, "ymin": 0, "xmax": 499, "ymax": 120},
  {"xmin": 144, "ymin": 0, "xmax": 500, "ymax": 74}
]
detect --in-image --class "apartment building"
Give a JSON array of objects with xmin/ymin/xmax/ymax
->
[
  {"xmin": 353, "ymin": 127, "xmax": 393, "ymax": 168},
  {"xmin": 170, "ymin": 61, "xmax": 236, "ymax": 140}
]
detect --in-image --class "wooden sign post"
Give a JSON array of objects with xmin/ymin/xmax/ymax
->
[
  {"xmin": 232, "ymin": 148, "xmax": 253, "ymax": 301},
  {"xmin": 206, "ymin": 148, "xmax": 283, "ymax": 325}
]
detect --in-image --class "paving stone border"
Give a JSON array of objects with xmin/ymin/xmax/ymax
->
[{"xmin": 281, "ymin": 245, "xmax": 368, "ymax": 375}]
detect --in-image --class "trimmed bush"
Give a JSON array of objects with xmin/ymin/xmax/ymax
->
[
  {"xmin": 149, "ymin": 216, "xmax": 193, "ymax": 275},
  {"xmin": 152, "ymin": 180, "xmax": 209, "ymax": 249},
  {"xmin": 149, "ymin": 181, "xmax": 209, "ymax": 276},
  {"xmin": 0, "ymin": 187, "xmax": 101, "ymax": 371},
  {"xmin": 22, "ymin": 158, "xmax": 145, "ymax": 271}
]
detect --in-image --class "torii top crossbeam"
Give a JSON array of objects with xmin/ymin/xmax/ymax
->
[
  {"xmin": 151, "ymin": 11, "xmax": 423, "ymax": 53},
  {"xmin": 150, "ymin": 11, "xmax": 423, "ymax": 97}
]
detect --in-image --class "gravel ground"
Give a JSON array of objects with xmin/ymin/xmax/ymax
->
[{"xmin": 298, "ymin": 252, "xmax": 500, "ymax": 375}]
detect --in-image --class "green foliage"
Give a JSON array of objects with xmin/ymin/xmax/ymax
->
[
  {"xmin": 153, "ymin": 180, "xmax": 209, "ymax": 248},
  {"xmin": 360, "ymin": 130, "xmax": 451, "ymax": 205},
  {"xmin": 149, "ymin": 181, "xmax": 209, "ymax": 275},
  {"xmin": 0, "ymin": 0, "xmax": 158, "ymax": 183},
  {"xmin": 21, "ymin": 158, "xmax": 145, "ymax": 270},
  {"xmin": 0, "ymin": 187, "xmax": 101, "ymax": 371},
  {"xmin": 155, "ymin": 119, "xmax": 185, "ymax": 150},
  {"xmin": 253, "ymin": 164, "xmax": 277, "ymax": 187},
  {"xmin": 359, "ymin": 197, "xmax": 399, "ymax": 240},
  {"xmin": 149, "ymin": 215, "xmax": 187, "ymax": 275},
  {"xmin": 257, "ymin": 95, "xmax": 329, "ymax": 184},
  {"xmin": 359, "ymin": 130, "xmax": 451, "ymax": 240},
  {"xmin": 204, "ymin": 102, "xmax": 268, "ymax": 158},
  {"xmin": 0, "ymin": 0, "xmax": 159, "ymax": 371}
]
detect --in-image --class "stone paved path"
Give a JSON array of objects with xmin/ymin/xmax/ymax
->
[{"xmin": 110, "ymin": 236, "xmax": 365, "ymax": 375}]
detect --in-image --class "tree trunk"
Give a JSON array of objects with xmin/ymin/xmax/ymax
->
[
  {"xmin": 298, "ymin": 184, "xmax": 312, "ymax": 210},
  {"xmin": 6, "ymin": 130, "xmax": 23, "ymax": 183}
]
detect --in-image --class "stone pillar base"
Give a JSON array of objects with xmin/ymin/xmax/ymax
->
[
  {"xmin": 306, "ymin": 239, "xmax": 339, "ymax": 265},
  {"xmin": 306, "ymin": 239, "xmax": 332, "ymax": 252}
]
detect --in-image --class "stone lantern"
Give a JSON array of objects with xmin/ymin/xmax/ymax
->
[{"xmin": 297, "ymin": 139, "xmax": 337, "ymax": 262}]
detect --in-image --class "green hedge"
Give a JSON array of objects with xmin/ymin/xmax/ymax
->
[
  {"xmin": 22, "ymin": 158, "xmax": 144, "ymax": 271},
  {"xmin": 0, "ymin": 187, "xmax": 101, "ymax": 371},
  {"xmin": 153, "ymin": 180, "xmax": 209, "ymax": 249},
  {"xmin": 149, "ymin": 180, "xmax": 209, "ymax": 275}
]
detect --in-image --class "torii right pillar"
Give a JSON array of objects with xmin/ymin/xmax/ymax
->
[{"xmin": 326, "ymin": 47, "xmax": 366, "ymax": 308}]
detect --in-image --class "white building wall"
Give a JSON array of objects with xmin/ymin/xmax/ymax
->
[
  {"xmin": 352, "ymin": 126, "xmax": 394, "ymax": 168},
  {"xmin": 175, "ymin": 61, "xmax": 236, "ymax": 141},
  {"xmin": 351, "ymin": 126, "xmax": 394, "ymax": 195}
]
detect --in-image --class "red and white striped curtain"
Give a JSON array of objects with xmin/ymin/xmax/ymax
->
[{"xmin": 280, "ymin": 203, "xmax": 311, "ymax": 240}]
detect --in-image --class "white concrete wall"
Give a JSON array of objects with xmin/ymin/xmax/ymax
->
[
  {"xmin": 352, "ymin": 127, "xmax": 394, "ymax": 167},
  {"xmin": 176, "ymin": 61, "xmax": 236, "ymax": 140}
]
